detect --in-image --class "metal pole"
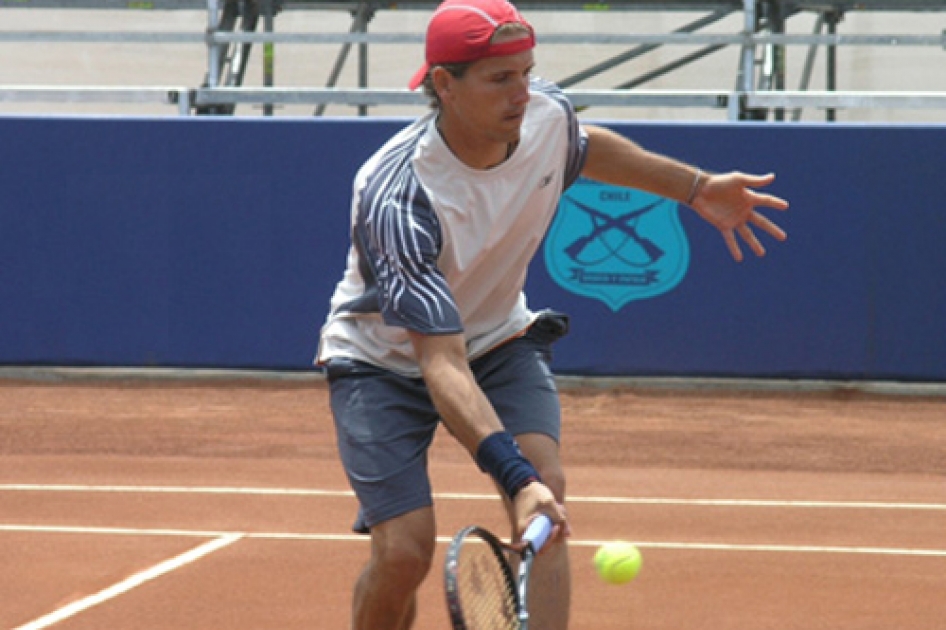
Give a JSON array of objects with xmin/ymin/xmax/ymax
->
[
  {"xmin": 792, "ymin": 14, "xmax": 825, "ymax": 121},
  {"xmin": 770, "ymin": 1, "xmax": 786, "ymax": 121},
  {"xmin": 207, "ymin": 0, "xmax": 220, "ymax": 88},
  {"xmin": 826, "ymin": 10, "xmax": 841, "ymax": 122},
  {"xmin": 356, "ymin": 3, "xmax": 372, "ymax": 117},
  {"xmin": 264, "ymin": 0, "xmax": 274, "ymax": 116},
  {"xmin": 740, "ymin": 0, "xmax": 756, "ymax": 94},
  {"xmin": 315, "ymin": 0, "xmax": 371, "ymax": 117},
  {"xmin": 733, "ymin": 0, "xmax": 757, "ymax": 120}
]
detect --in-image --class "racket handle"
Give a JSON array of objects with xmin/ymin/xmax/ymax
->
[{"xmin": 523, "ymin": 514, "xmax": 554, "ymax": 553}]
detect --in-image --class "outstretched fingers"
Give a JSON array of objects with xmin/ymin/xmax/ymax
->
[
  {"xmin": 749, "ymin": 190, "xmax": 790, "ymax": 213},
  {"xmin": 738, "ymin": 224, "xmax": 765, "ymax": 257},
  {"xmin": 750, "ymin": 211, "xmax": 788, "ymax": 242},
  {"xmin": 723, "ymin": 229, "xmax": 743, "ymax": 262},
  {"xmin": 737, "ymin": 171, "xmax": 776, "ymax": 190},
  {"xmin": 700, "ymin": 170, "xmax": 790, "ymax": 261},
  {"xmin": 740, "ymin": 172, "xmax": 789, "ymax": 211},
  {"xmin": 724, "ymin": 216, "xmax": 785, "ymax": 261}
]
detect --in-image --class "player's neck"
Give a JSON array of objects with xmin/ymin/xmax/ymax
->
[{"xmin": 436, "ymin": 116, "xmax": 516, "ymax": 170}]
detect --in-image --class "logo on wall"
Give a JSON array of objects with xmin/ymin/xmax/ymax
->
[{"xmin": 544, "ymin": 178, "xmax": 690, "ymax": 311}]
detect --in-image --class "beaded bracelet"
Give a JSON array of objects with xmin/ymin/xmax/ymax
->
[{"xmin": 686, "ymin": 167, "xmax": 704, "ymax": 205}]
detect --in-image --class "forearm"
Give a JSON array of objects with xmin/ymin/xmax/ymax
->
[
  {"xmin": 410, "ymin": 331, "xmax": 543, "ymax": 501},
  {"xmin": 581, "ymin": 124, "xmax": 704, "ymax": 205},
  {"xmin": 409, "ymin": 331, "xmax": 502, "ymax": 454},
  {"xmin": 580, "ymin": 126, "xmax": 790, "ymax": 260},
  {"xmin": 426, "ymin": 357, "xmax": 502, "ymax": 454}
]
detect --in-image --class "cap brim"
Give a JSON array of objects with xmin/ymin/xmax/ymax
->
[{"xmin": 408, "ymin": 63, "xmax": 430, "ymax": 91}]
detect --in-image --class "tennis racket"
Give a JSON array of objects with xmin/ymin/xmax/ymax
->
[{"xmin": 444, "ymin": 514, "xmax": 554, "ymax": 630}]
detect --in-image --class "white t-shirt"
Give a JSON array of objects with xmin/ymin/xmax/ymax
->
[{"xmin": 317, "ymin": 78, "xmax": 588, "ymax": 377}]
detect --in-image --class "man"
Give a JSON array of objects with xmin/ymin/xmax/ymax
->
[{"xmin": 316, "ymin": 1, "xmax": 789, "ymax": 628}]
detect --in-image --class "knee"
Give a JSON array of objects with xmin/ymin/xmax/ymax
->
[{"xmin": 371, "ymin": 530, "xmax": 435, "ymax": 588}]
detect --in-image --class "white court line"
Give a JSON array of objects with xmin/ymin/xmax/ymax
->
[
  {"xmin": 11, "ymin": 533, "xmax": 242, "ymax": 630},
  {"xmin": 3, "ymin": 524, "xmax": 946, "ymax": 558},
  {"xmin": 0, "ymin": 524, "xmax": 233, "ymax": 538},
  {"xmin": 0, "ymin": 484, "xmax": 351, "ymax": 497},
  {"xmin": 3, "ymin": 483, "xmax": 946, "ymax": 511}
]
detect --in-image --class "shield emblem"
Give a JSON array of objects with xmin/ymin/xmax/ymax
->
[{"xmin": 544, "ymin": 178, "xmax": 690, "ymax": 311}]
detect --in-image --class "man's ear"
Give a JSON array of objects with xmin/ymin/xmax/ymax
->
[{"xmin": 431, "ymin": 66, "xmax": 453, "ymax": 102}]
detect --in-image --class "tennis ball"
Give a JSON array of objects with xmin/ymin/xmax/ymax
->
[{"xmin": 594, "ymin": 542, "xmax": 642, "ymax": 585}]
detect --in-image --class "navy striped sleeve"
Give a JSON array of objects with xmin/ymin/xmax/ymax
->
[{"xmin": 356, "ymin": 148, "xmax": 462, "ymax": 334}]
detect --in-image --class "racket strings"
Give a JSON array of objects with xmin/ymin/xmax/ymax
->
[{"xmin": 456, "ymin": 541, "xmax": 519, "ymax": 630}]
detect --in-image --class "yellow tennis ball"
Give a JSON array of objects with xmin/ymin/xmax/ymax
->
[{"xmin": 594, "ymin": 542, "xmax": 642, "ymax": 585}]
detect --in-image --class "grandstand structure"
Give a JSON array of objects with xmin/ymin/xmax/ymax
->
[{"xmin": 1, "ymin": 0, "xmax": 945, "ymax": 119}]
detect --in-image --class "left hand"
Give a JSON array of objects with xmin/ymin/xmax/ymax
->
[{"xmin": 689, "ymin": 171, "xmax": 789, "ymax": 261}]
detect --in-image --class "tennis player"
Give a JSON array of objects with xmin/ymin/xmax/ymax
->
[{"xmin": 316, "ymin": 1, "xmax": 789, "ymax": 628}]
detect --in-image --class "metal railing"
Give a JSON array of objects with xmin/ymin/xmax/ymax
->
[{"xmin": 1, "ymin": 0, "xmax": 945, "ymax": 119}]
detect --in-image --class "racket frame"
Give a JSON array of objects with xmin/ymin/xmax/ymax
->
[
  {"xmin": 515, "ymin": 544, "xmax": 538, "ymax": 629},
  {"xmin": 444, "ymin": 515, "xmax": 554, "ymax": 630},
  {"xmin": 444, "ymin": 525, "xmax": 520, "ymax": 630}
]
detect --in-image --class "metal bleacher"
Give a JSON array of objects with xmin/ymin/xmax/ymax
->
[{"xmin": 1, "ymin": 0, "xmax": 945, "ymax": 119}]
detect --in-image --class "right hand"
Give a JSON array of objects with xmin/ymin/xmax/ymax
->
[{"xmin": 512, "ymin": 481, "xmax": 569, "ymax": 549}]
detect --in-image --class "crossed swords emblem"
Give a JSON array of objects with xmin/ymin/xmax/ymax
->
[{"xmin": 563, "ymin": 196, "xmax": 665, "ymax": 266}]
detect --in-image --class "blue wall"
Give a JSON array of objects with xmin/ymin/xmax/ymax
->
[{"xmin": 0, "ymin": 116, "xmax": 943, "ymax": 381}]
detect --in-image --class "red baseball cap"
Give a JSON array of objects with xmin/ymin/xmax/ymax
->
[{"xmin": 408, "ymin": 0, "xmax": 536, "ymax": 90}]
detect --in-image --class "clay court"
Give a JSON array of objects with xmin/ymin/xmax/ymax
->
[{"xmin": 2, "ymin": 374, "xmax": 945, "ymax": 629}]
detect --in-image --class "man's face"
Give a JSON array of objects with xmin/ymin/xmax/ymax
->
[{"xmin": 439, "ymin": 48, "xmax": 535, "ymax": 147}]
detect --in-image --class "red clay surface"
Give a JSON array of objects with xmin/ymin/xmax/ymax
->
[{"xmin": 2, "ymin": 376, "xmax": 945, "ymax": 629}]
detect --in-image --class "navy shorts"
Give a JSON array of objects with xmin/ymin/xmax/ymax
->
[{"xmin": 325, "ymin": 310, "xmax": 569, "ymax": 533}]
